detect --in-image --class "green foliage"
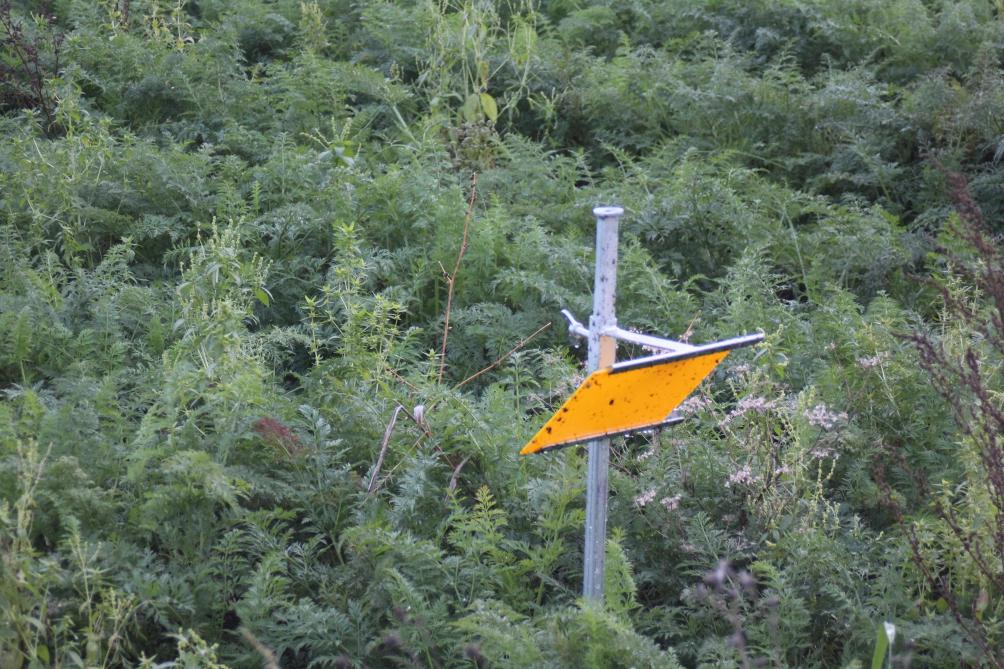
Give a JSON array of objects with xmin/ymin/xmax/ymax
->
[{"xmin": 2, "ymin": 0, "xmax": 1003, "ymax": 666}]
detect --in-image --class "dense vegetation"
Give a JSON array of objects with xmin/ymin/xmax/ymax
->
[{"xmin": 3, "ymin": 0, "xmax": 1004, "ymax": 666}]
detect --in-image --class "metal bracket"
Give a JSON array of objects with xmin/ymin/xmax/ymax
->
[
  {"xmin": 560, "ymin": 309, "xmax": 591, "ymax": 339},
  {"xmin": 561, "ymin": 309, "xmax": 696, "ymax": 353}
]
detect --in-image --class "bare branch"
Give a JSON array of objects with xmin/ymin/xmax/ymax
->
[
  {"xmin": 367, "ymin": 405, "xmax": 405, "ymax": 494},
  {"xmin": 438, "ymin": 172, "xmax": 478, "ymax": 384},
  {"xmin": 239, "ymin": 627, "xmax": 281, "ymax": 669},
  {"xmin": 455, "ymin": 321, "xmax": 551, "ymax": 389},
  {"xmin": 446, "ymin": 455, "xmax": 470, "ymax": 498}
]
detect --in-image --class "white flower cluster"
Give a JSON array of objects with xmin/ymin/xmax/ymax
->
[
  {"xmin": 724, "ymin": 396, "xmax": 776, "ymax": 423},
  {"xmin": 660, "ymin": 494, "xmax": 682, "ymax": 511},
  {"xmin": 636, "ymin": 489, "xmax": 683, "ymax": 510},
  {"xmin": 637, "ymin": 448, "xmax": 656, "ymax": 462},
  {"xmin": 678, "ymin": 394, "xmax": 713, "ymax": 415},
  {"xmin": 803, "ymin": 404, "xmax": 848, "ymax": 430},
  {"xmin": 809, "ymin": 446, "xmax": 839, "ymax": 460},
  {"xmin": 726, "ymin": 465, "xmax": 759, "ymax": 488},
  {"xmin": 856, "ymin": 352, "xmax": 889, "ymax": 369},
  {"xmin": 634, "ymin": 488, "xmax": 657, "ymax": 507}
]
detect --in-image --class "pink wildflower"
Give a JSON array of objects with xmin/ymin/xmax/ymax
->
[
  {"xmin": 803, "ymin": 404, "xmax": 848, "ymax": 430},
  {"xmin": 726, "ymin": 465, "xmax": 759, "ymax": 488},
  {"xmin": 660, "ymin": 494, "xmax": 682, "ymax": 511},
  {"xmin": 724, "ymin": 396, "xmax": 776, "ymax": 424},
  {"xmin": 678, "ymin": 395, "xmax": 713, "ymax": 415},
  {"xmin": 634, "ymin": 488, "xmax": 657, "ymax": 507}
]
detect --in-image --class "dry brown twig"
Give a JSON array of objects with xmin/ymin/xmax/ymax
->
[
  {"xmin": 239, "ymin": 627, "xmax": 280, "ymax": 669},
  {"xmin": 455, "ymin": 321, "xmax": 552, "ymax": 389},
  {"xmin": 438, "ymin": 172, "xmax": 479, "ymax": 384},
  {"xmin": 447, "ymin": 455, "xmax": 471, "ymax": 497},
  {"xmin": 367, "ymin": 405, "xmax": 404, "ymax": 494},
  {"xmin": 876, "ymin": 161, "xmax": 1004, "ymax": 668},
  {"xmin": 367, "ymin": 403, "xmax": 433, "ymax": 495}
]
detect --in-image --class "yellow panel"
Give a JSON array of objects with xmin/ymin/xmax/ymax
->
[{"xmin": 519, "ymin": 349, "xmax": 729, "ymax": 455}]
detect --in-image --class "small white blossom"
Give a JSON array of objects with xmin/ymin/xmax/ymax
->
[
  {"xmin": 724, "ymin": 396, "xmax": 776, "ymax": 424},
  {"xmin": 660, "ymin": 494, "xmax": 682, "ymax": 511},
  {"xmin": 803, "ymin": 404, "xmax": 848, "ymax": 430},
  {"xmin": 634, "ymin": 488, "xmax": 657, "ymax": 507},
  {"xmin": 637, "ymin": 448, "xmax": 656, "ymax": 462},
  {"xmin": 726, "ymin": 465, "xmax": 759, "ymax": 488},
  {"xmin": 809, "ymin": 446, "xmax": 839, "ymax": 460},
  {"xmin": 678, "ymin": 395, "xmax": 713, "ymax": 415},
  {"xmin": 857, "ymin": 352, "xmax": 889, "ymax": 369}
]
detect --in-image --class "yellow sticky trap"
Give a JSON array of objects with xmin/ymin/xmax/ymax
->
[{"xmin": 520, "ymin": 334, "xmax": 762, "ymax": 455}]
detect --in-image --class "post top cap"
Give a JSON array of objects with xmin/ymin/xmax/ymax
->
[{"xmin": 593, "ymin": 205, "xmax": 624, "ymax": 218}]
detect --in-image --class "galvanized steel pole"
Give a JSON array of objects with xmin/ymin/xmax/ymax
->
[{"xmin": 582, "ymin": 205, "xmax": 622, "ymax": 600}]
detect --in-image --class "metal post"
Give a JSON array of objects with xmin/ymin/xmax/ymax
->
[{"xmin": 582, "ymin": 205, "xmax": 622, "ymax": 600}]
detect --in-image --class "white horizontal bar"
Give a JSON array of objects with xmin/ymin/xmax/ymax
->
[
  {"xmin": 561, "ymin": 309, "xmax": 696, "ymax": 351},
  {"xmin": 609, "ymin": 332, "xmax": 766, "ymax": 373},
  {"xmin": 604, "ymin": 326, "xmax": 696, "ymax": 352},
  {"xmin": 561, "ymin": 309, "xmax": 590, "ymax": 338}
]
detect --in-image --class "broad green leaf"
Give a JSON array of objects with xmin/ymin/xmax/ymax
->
[
  {"xmin": 870, "ymin": 626, "xmax": 887, "ymax": 669},
  {"xmin": 870, "ymin": 622, "xmax": 894, "ymax": 669},
  {"xmin": 480, "ymin": 93, "xmax": 499, "ymax": 122},
  {"xmin": 463, "ymin": 93, "xmax": 481, "ymax": 122}
]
